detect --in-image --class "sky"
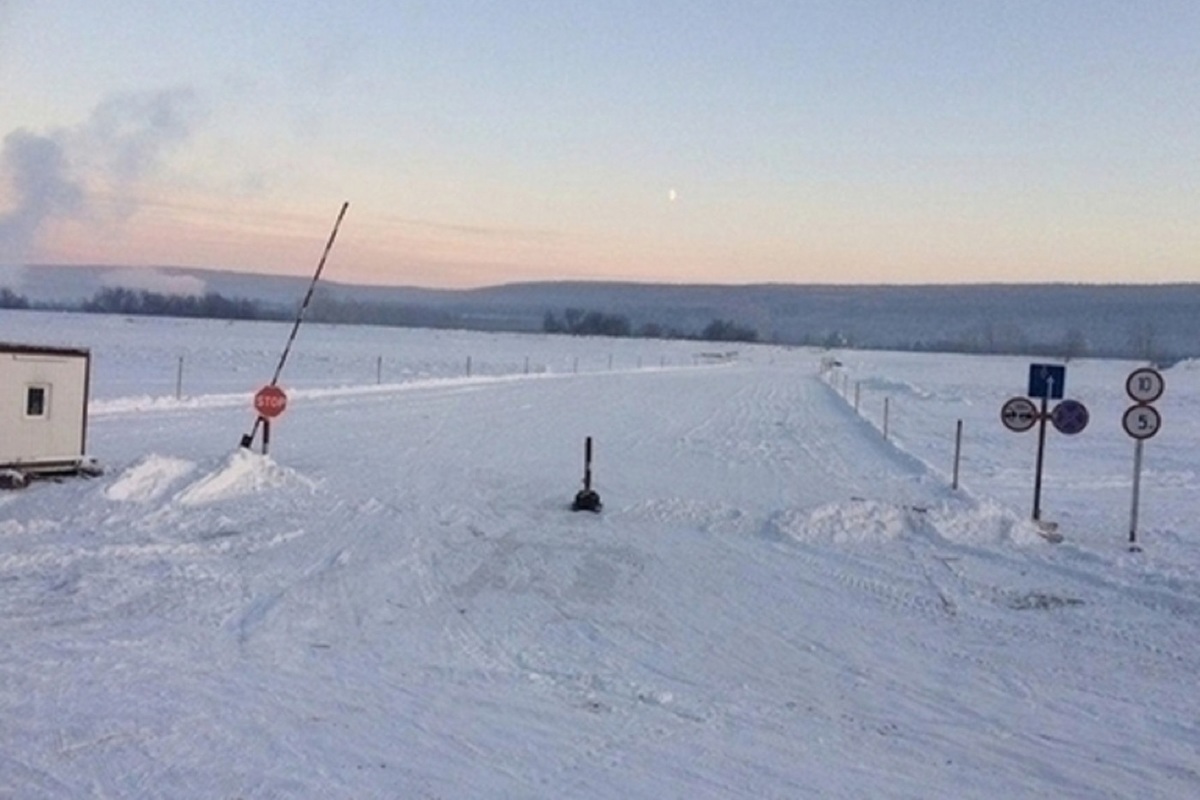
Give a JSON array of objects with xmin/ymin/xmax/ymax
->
[{"xmin": 1, "ymin": 1, "xmax": 1198, "ymax": 288}]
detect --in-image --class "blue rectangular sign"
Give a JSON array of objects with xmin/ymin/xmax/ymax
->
[{"xmin": 1028, "ymin": 363, "xmax": 1066, "ymax": 399}]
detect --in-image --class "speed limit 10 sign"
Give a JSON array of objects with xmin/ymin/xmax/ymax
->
[{"xmin": 1126, "ymin": 367, "xmax": 1165, "ymax": 404}]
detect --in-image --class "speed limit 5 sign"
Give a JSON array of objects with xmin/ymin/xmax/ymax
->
[{"xmin": 1123, "ymin": 404, "xmax": 1161, "ymax": 440}]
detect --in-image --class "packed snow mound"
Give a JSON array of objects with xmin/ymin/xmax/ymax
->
[
  {"xmin": 927, "ymin": 499, "xmax": 1049, "ymax": 546},
  {"xmin": 770, "ymin": 499, "xmax": 921, "ymax": 544},
  {"xmin": 105, "ymin": 454, "xmax": 197, "ymax": 502},
  {"xmin": 175, "ymin": 449, "xmax": 316, "ymax": 506},
  {"xmin": 772, "ymin": 499, "xmax": 1047, "ymax": 546},
  {"xmin": 856, "ymin": 376, "xmax": 934, "ymax": 400}
]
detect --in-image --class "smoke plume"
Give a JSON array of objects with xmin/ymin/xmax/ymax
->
[
  {"xmin": 0, "ymin": 131, "xmax": 84, "ymax": 262},
  {"xmin": 0, "ymin": 87, "xmax": 201, "ymax": 263}
]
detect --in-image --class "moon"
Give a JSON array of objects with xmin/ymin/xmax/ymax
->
[{"xmin": 668, "ymin": 188, "xmax": 678, "ymax": 203}]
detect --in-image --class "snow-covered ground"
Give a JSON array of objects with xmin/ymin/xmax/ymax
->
[{"xmin": 2, "ymin": 310, "xmax": 1198, "ymax": 798}]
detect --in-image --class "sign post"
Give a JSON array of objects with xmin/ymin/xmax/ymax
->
[
  {"xmin": 1123, "ymin": 368, "xmax": 1164, "ymax": 551},
  {"xmin": 1032, "ymin": 394, "xmax": 1049, "ymax": 521},
  {"xmin": 1001, "ymin": 364, "xmax": 1088, "ymax": 535}
]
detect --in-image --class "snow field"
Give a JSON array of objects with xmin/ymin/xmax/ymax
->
[{"xmin": 1, "ymin": 310, "xmax": 1198, "ymax": 798}]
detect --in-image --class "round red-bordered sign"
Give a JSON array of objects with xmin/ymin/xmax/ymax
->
[
  {"xmin": 1051, "ymin": 399, "xmax": 1089, "ymax": 435},
  {"xmin": 1001, "ymin": 396, "xmax": 1039, "ymax": 432},
  {"xmin": 1122, "ymin": 404, "xmax": 1161, "ymax": 440},
  {"xmin": 1125, "ymin": 367, "xmax": 1165, "ymax": 404},
  {"xmin": 253, "ymin": 384, "xmax": 288, "ymax": 418}
]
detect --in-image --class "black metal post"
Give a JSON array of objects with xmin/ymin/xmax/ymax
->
[
  {"xmin": 1032, "ymin": 395, "xmax": 1048, "ymax": 520},
  {"xmin": 583, "ymin": 436, "xmax": 593, "ymax": 490},
  {"xmin": 952, "ymin": 419, "xmax": 963, "ymax": 490}
]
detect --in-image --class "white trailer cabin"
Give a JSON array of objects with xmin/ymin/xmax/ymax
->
[{"xmin": 0, "ymin": 342, "xmax": 93, "ymax": 475}]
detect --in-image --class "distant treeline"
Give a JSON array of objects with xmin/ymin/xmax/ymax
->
[
  {"xmin": 2, "ymin": 284, "xmax": 1183, "ymax": 362},
  {"xmin": 0, "ymin": 287, "xmax": 761, "ymax": 344},
  {"xmin": 82, "ymin": 287, "xmax": 287, "ymax": 320},
  {"xmin": 1, "ymin": 286, "xmax": 289, "ymax": 320},
  {"xmin": 543, "ymin": 308, "xmax": 759, "ymax": 342},
  {"xmin": 0, "ymin": 287, "xmax": 457, "ymax": 329},
  {"xmin": 778, "ymin": 321, "xmax": 1174, "ymax": 364},
  {"xmin": 0, "ymin": 288, "xmax": 31, "ymax": 309}
]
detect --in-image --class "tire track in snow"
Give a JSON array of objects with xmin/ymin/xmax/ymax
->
[{"xmin": 761, "ymin": 502, "xmax": 1195, "ymax": 711}]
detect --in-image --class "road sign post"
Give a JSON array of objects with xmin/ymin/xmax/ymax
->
[
  {"xmin": 1002, "ymin": 364, "xmax": 1088, "ymax": 531},
  {"xmin": 1123, "ymin": 368, "xmax": 1164, "ymax": 551},
  {"xmin": 1032, "ymin": 395, "xmax": 1049, "ymax": 521}
]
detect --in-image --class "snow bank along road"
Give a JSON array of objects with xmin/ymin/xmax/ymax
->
[{"xmin": 1, "ymin": 343, "xmax": 1198, "ymax": 797}]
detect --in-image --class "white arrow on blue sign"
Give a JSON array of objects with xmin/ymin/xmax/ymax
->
[{"xmin": 1028, "ymin": 363, "xmax": 1066, "ymax": 400}]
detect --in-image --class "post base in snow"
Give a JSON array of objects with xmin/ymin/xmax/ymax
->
[
  {"xmin": 1034, "ymin": 520, "xmax": 1063, "ymax": 544},
  {"xmin": 572, "ymin": 489, "xmax": 602, "ymax": 513}
]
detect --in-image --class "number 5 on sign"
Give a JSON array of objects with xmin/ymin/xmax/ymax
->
[{"xmin": 1122, "ymin": 404, "xmax": 1161, "ymax": 440}]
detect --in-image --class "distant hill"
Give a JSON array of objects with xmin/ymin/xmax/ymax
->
[{"xmin": 3, "ymin": 263, "xmax": 1198, "ymax": 361}]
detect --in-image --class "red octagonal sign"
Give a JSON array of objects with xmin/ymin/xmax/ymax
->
[{"xmin": 254, "ymin": 384, "xmax": 288, "ymax": 418}]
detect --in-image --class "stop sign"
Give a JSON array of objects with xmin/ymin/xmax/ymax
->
[{"xmin": 254, "ymin": 385, "xmax": 288, "ymax": 418}]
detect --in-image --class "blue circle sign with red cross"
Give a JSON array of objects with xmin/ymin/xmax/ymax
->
[{"xmin": 1051, "ymin": 399, "xmax": 1089, "ymax": 435}]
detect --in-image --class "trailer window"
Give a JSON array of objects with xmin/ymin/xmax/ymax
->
[{"xmin": 25, "ymin": 385, "xmax": 47, "ymax": 417}]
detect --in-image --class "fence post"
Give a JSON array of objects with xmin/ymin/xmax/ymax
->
[
  {"xmin": 524, "ymin": 356, "xmax": 530, "ymax": 375},
  {"xmin": 466, "ymin": 356, "xmax": 472, "ymax": 377},
  {"xmin": 175, "ymin": 356, "xmax": 184, "ymax": 399},
  {"xmin": 883, "ymin": 397, "xmax": 890, "ymax": 440},
  {"xmin": 376, "ymin": 355, "xmax": 383, "ymax": 385},
  {"xmin": 854, "ymin": 381, "xmax": 861, "ymax": 413},
  {"xmin": 952, "ymin": 419, "xmax": 963, "ymax": 490}
]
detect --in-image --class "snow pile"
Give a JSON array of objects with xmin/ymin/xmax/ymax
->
[
  {"xmin": 174, "ymin": 449, "xmax": 316, "ymax": 506},
  {"xmin": 105, "ymin": 454, "xmax": 196, "ymax": 502}
]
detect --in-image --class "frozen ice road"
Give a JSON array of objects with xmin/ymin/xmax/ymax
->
[{"xmin": 1, "ymin": 313, "xmax": 1198, "ymax": 798}]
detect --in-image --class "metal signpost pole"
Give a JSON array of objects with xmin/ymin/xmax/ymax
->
[
  {"xmin": 1032, "ymin": 394, "xmax": 1048, "ymax": 521},
  {"xmin": 952, "ymin": 419, "xmax": 963, "ymax": 491},
  {"xmin": 1123, "ymin": 367, "xmax": 1164, "ymax": 551},
  {"xmin": 1129, "ymin": 439, "xmax": 1144, "ymax": 550}
]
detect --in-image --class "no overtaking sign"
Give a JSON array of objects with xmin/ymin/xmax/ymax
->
[{"xmin": 1001, "ymin": 397, "xmax": 1038, "ymax": 432}]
